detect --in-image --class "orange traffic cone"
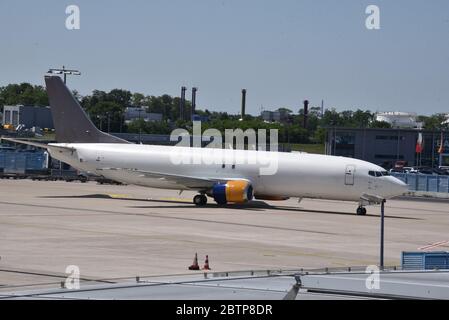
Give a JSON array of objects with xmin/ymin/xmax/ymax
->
[
  {"xmin": 202, "ymin": 255, "xmax": 211, "ymax": 270},
  {"xmin": 188, "ymin": 253, "xmax": 200, "ymax": 270}
]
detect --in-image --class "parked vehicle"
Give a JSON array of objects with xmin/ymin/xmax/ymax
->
[
  {"xmin": 417, "ymin": 167, "xmax": 436, "ymax": 175},
  {"xmin": 403, "ymin": 166, "xmax": 419, "ymax": 173},
  {"xmin": 432, "ymin": 168, "xmax": 449, "ymax": 176},
  {"xmin": 389, "ymin": 168, "xmax": 404, "ymax": 173},
  {"xmin": 394, "ymin": 160, "xmax": 408, "ymax": 170}
]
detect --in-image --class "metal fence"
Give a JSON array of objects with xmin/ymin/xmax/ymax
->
[
  {"xmin": 402, "ymin": 251, "xmax": 449, "ymax": 270},
  {"xmin": 0, "ymin": 151, "xmax": 47, "ymax": 174},
  {"xmin": 391, "ymin": 172, "xmax": 449, "ymax": 193}
]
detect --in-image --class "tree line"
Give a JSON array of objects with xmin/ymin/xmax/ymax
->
[{"xmin": 1, "ymin": 82, "xmax": 448, "ymax": 144}]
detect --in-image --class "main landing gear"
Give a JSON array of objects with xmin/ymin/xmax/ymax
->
[
  {"xmin": 193, "ymin": 194, "xmax": 208, "ymax": 206},
  {"xmin": 356, "ymin": 206, "xmax": 367, "ymax": 216}
]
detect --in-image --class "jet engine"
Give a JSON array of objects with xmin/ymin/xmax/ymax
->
[{"xmin": 210, "ymin": 180, "xmax": 254, "ymax": 204}]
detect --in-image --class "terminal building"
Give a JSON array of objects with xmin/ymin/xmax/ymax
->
[
  {"xmin": 2, "ymin": 105, "xmax": 54, "ymax": 129},
  {"xmin": 325, "ymin": 127, "xmax": 449, "ymax": 169}
]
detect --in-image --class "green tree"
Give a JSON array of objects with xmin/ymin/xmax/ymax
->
[
  {"xmin": 369, "ymin": 120, "xmax": 391, "ymax": 128},
  {"xmin": 126, "ymin": 119, "xmax": 172, "ymax": 135},
  {"xmin": 418, "ymin": 114, "xmax": 448, "ymax": 130},
  {"xmin": 86, "ymin": 101, "xmax": 124, "ymax": 132},
  {"xmin": 131, "ymin": 92, "xmax": 145, "ymax": 106},
  {"xmin": 314, "ymin": 127, "xmax": 327, "ymax": 144},
  {"xmin": 352, "ymin": 109, "xmax": 373, "ymax": 127},
  {"xmin": 0, "ymin": 83, "xmax": 48, "ymax": 107},
  {"xmin": 107, "ymin": 89, "xmax": 131, "ymax": 107}
]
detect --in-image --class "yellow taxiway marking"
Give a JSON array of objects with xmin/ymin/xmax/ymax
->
[
  {"xmin": 106, "ymin": 194, "xmax": 192, "ymax": 203},
  {"xmin": 108, "ymin": 194, "xmax": 131, "ymax": 199},
  {"xmin": 159, "ymin": 197, "xmax": 192, "ymax": 203}
]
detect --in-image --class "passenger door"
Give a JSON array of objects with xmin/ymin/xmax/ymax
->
[{"xmin": 345, "ymin": 165, "xmax": 355, "ymax": 186}]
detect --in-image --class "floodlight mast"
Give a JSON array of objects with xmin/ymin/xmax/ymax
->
[{"xmin": 47, "ymin": 65, "xmax": 81, "ymax": 84}]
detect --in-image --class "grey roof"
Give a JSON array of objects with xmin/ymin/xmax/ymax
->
[
  {"xmin": 2, "ymin": 269, "xmax": 449, "ymax": 300},
  {"xmin": 299, "ymin": 270, "xmax": 449, "ymax": 299}
]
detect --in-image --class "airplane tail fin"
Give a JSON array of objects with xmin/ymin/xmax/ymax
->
[{"xmin": 44, "ymin": 75, "xmax": 129, "ymax": 144}]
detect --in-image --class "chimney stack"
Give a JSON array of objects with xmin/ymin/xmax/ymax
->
[
  {"xmin": 303, "ymin": 100, "xmax": 309, "ymax": 128},
  {"xmin": 191, "ymin": 87, "xmax": 197, "ymax": 120},
  {"xmin": 180, "ymin": 86, "xmax": 187, "ymax": 120},
  {"xmin": 241, "ymin": 89, "xmax": 246, "ymax": 119}
]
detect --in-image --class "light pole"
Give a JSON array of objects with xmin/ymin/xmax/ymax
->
[
  {"xmin": 47, "ymin": 66, "xmax": 81, "ymax": 84},
  {"xmin": 191, "ymin": 87, "xmax": 197, "ymax": 120},
  {"xmin": 97, "ymin": 115, "xmax": 103, "ymax": 131},
  {"xmin": 138, "ymin": 108, "xmax": 142, "ymax": 144},
  {"xmin": 380, "ymin": 199, "xmax": 386, "ymax": 270},
  {"xmin": 107, "ymin": 112, "xmax": 111, "ymax": 133}
]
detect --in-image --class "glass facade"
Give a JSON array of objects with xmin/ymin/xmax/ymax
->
[
  {"xmin": 418, "ymin": 132, "xmax": 449, "ymax": 168},
  {"xmin": 326, "ymin": 128, "xmax": 449, "ymax": 168},
  {"xmin": 334, "ymin": 132, "xmax": 355, "ymax": 158}
]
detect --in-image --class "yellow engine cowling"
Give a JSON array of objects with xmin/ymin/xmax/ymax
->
[{"xmin": 211, "ymin": 180, "xmax": 254, "ymax": 204}]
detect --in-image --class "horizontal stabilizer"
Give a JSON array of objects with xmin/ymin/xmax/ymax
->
[{"xmin": 1, "ymin": 137, "xmax": 75, "ymax": 152}]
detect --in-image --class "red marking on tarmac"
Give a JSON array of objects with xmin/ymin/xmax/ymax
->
[{"xmin": 418, "ymin": 240, "xmax": 449, "ymax": 251}]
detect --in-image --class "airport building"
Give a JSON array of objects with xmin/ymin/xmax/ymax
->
[
  {"xmin": 325, "ymin": 127, "xmax": 449, "ymax": 168},
  {"xmin": 124, "ymin": 107, "xmax": 163, "ymax": 123},
  {"xmin": 2, "ymin": 105, "xmax": 54, "ymax": 129},
  {"xmin": 261, "ymin": 109, "xmax": 290, "ymax": 123},
  {"xmin": 374, "ymin": 111, "xmax": 422, "ymax": 129}
]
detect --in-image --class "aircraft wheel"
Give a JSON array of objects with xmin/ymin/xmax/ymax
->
[
  {"xmin": 194, "ymin": 194, "xmax": 207, "ymax": 206},
  {"xmin": 356, "ymin": 207, "xmax": 367, "ymax": 216}
]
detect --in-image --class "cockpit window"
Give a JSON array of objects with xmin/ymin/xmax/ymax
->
[{"xmin": 369, "ymin": 170, "xmax": 389, "ymax": 177}]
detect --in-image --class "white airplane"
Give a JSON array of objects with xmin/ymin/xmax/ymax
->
[{"xmin": 2, "ymin": 76, "xmax": 408, "ymax": 215}]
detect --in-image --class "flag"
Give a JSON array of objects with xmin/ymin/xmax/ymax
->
[
  {"xmin": 438, "ymin": 132, "xmax": 444, "ymax": 154},
  {"xmin": 415, "ymin": 132, "xmax": 423, "ymax": 153}
]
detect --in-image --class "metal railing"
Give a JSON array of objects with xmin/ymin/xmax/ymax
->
[{"xmin": 391, "ymin": 172, "xmax": 449, "ymax": 193}]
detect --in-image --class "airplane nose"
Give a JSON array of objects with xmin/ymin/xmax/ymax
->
[{"xmin": 392, "ymin": 178, "xmax": 408, "ymax": 196}]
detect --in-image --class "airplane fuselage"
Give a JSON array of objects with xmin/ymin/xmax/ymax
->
[
  {"xmin": 2, "ymin": 76, "xmax": 409, "ymax": 214},
  {"xmin": 49, "ymin": 143, "xmax": 407, "ymax": 202}
]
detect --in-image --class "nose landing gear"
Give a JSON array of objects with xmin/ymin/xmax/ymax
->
[
  {"xmin": 356, "ymin": 206, "xmax": 367, "ymax": 215},
  {"xmin": 193, "ymin": 194, "xmax": 208, "ymax": 206}
]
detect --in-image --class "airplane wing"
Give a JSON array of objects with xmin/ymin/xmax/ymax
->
[
  {"xmin": 1, "ymin": 137, "xmax": 75, "ymax": 152},
  {"xmin": 2, "ymin": 137, "xmax": 251, "ymax": 191},
  {"xmin": 97, "ymin": 168, "xmax": 248, "ymax": 190}
]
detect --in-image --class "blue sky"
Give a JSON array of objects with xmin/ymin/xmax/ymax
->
[{"xmin": 1, "ymin": 0, "xmax": 448, "ymax": 115}]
